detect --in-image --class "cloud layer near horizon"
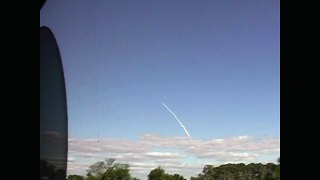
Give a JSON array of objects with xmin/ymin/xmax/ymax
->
[{"xmin": 67, "ymin": 134, "xmax": 279, "ymax": 179}]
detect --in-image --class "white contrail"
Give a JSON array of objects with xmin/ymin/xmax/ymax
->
[{"xmin": 162, "ymin": 103, "xmax": 190, "ymax": 137}]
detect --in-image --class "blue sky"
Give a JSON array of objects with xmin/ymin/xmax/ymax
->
[{"xmin": 41, "ymin": 0, "xmax": 279, "ymax": 179}]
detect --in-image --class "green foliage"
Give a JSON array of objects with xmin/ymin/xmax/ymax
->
[
  {"xmin": 164, "ymin": 173, "xmax": 187, "ymax": 180},
  {"xmin": 86, "ymin": 173, "xmax": 99, "ymax": 180},
  {"xmin": 69, "ymin": 158, "xmax": 280, "ymax": 180},
  {"xmin": 193, "ymin": 163, "xmax": 280, "ymax": 180},
  {"xmin": 67, "ymin": 174, "xmax": 85, "ymax": 180},
  {"xmin": 201, "ymin": 165, "xmax": 215, "ymax": 180},
  {"xmin": 86, "ymin": 158, "xmax": 134, "ymax": 180},
  {"xmin": 87, "ymin": 161, "xmax": 107, "ymax": 177},
  {"xmin": 171, "ymin": 173, "xmax": 187, "ymax": 180},
  {"xmin": 148, "ymin": 167, "xmax": 166, "ymax": 180},
  {"xmin": 148, "ymin": 167, "xmax": 186, "ymax": 180},
  {"xmin": 101, "ymin": 164, "xmax": 131, "ymax": 180},
  {"xmin": 189, "ymin": 177, "xmax": 200, "ymax": 180}
]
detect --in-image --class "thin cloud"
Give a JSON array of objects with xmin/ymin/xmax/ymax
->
[
  {"xmin": 69, "ymin": 137, "xmax": 150, "ymax": 154},
  {"xmin": 67, "ymin": 134, "xmax": 279, "ymax": 179},
  {"xmin": 74, "ymin": 152, "xmax": 99, "ymax": 158},
  {"xmin": 145, "ymin": 152, "xmax": 183, "ymax": 158}
]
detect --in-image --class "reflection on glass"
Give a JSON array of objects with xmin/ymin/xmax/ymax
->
[{"xmin": 40, "ymin": 26, "xmax": 68, "ymax": 180}]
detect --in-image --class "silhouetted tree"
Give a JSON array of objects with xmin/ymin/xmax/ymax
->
[
  {"xmin": 192, "ymin": 163, "xmax": 280, "ymax": 180},
  {"xmin": 170, "ymin": 173, "xmax": 187, "ymax": 180},
  {"xmin": 201, "ymin": 165, "xmax": 215, "ymax": 180},
  {"xmin": 148, "ymin": 167, "xmax": 186, "ymax": 180},
  {"xmin": 63, "ymin": 159, "xmax": 281, "ymax": 180},
  {"xmin": 87, "ymin": 159, "xmax": 114, "ymax": 177},
  {"xmin": 148, "ymin": 167, "xmax": 166, "ymax": 180},
  {"xmin": 86, "ymin": 158, "xmax": 134, "ymax": 180}
]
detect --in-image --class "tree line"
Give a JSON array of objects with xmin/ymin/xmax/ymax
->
[{"xmin": 66, "ymin": 158, "xmax": 280, "ymax": 180}]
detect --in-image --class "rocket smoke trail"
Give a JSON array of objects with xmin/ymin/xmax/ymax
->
[{"xmin": 162, "ymin": 103, "xmax": 190, "ymax": 137}]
